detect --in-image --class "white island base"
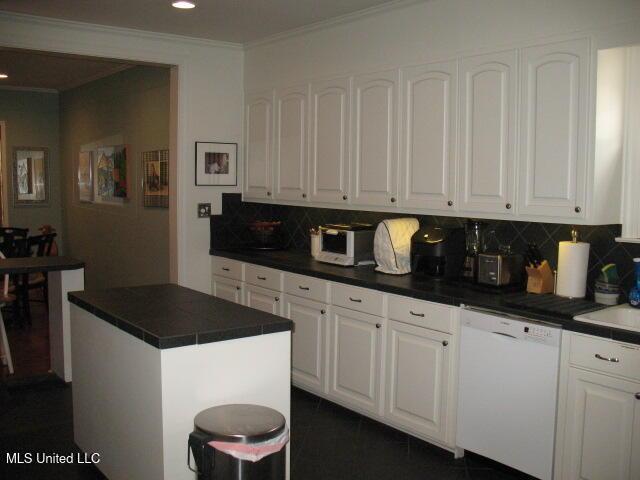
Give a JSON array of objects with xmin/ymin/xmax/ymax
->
[{"xmin": 71, "ymin": 305, "xmax": 291, "ymax": 480}]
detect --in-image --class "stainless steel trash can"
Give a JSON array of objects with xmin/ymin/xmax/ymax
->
[{"xmin": 188, "ymin": 404, "xmax": 287, "ymax": 480}]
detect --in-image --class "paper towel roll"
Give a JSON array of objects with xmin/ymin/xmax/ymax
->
[{"xmin": 556, "ymin": 241, "xmax": 590, "ymax": 298}]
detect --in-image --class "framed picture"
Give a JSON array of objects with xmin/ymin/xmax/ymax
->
[
  {"xmin": 143, "ymin": 149, "xmax": 169, "ymax": 208},
  {"xmin": 13, "ymin": 147, "xmax": 49, "ymax": 206},
  {"xmin": 195, "ymin": 141, "xmax": 237, "ymax": 186},
  {"xmin": 94, "ymin": 144, "xmax": 128, "ymax": 203},
  {"xmin": 78, "ymin": 150, "xmax": 93, "ymax": 202}
]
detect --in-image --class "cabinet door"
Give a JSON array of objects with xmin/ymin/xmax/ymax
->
[
  {"xmin": 351, "ymin": 69, "xmax": 399, "ymax": 207},
  {"xmin": 400, "ymin": 61, "xmax": 457, "ymax": 211},
  {"xmin": 245, "ymin": 284, "xmax": 281, "ymax": 316},
  {"xmin": 459, "ymin": 50, "xmax": 517, "ymax": 214},
  {"xmin": 309, "ymin": 77, "xmax": 351, "ymax": 204},
  {"xmin": 328, "ymin": 306, "xmax": 382, "ymax": 415},
  {"xmin": 211, "ymin": 275, "xmax": 244, "ymax": 305},
  {"xmin": 244, "ymin": 90, "xmax": 273, "ymax": 199},
  {"xmin": 519, "ymin": 39, "xmax": 589, "ymax": 219},
  {"xmin": 385, "ymin": 320, "xmax": 451, "ymax": 442},
  {"xmin": 274, "ymin": 85, "xmax": 308, "ymax": 201},
  {"xmin": 561, "ymin": 368, "xmax": 640, "ymax": 480},
  {"xmin": 283, "ymin": 295, "xmax": 327, "ymax": 394}
]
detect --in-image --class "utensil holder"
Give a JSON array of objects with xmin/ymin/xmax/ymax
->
[{"xmin": 526, "ymin": 260, "xmax": 555, "ymax": 294}]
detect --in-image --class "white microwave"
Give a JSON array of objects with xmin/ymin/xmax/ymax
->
[{"xmin": 316, "ymin": 223, "xmax": 376, "ymax": 266}]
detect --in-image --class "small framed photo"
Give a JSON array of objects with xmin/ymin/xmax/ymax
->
[
  {"xmin": 78, "ymin": 150, "xmax": 93, "ymax": 202},
  {"xmin": 143, "ymin": 149, "xmax": 169, "ymax": 208},
  {"xmin": 195, "ymin": 141, "xmax": 237, "ymax": 186},
  {"xmin": 13, "ymin": 146, "xmax": 49, "ymax": 206}
]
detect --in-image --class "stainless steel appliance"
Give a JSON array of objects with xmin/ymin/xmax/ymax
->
[
  {"xmin": 316, "ymin": 223, "xmax": 375, "ymax": 266},
  {"xmin": 477, "ymin": 252, "xmax": 524, "ymax": 286},
  {"xmin": 410, "ymin": 226, "xmax": 465, "ymax": 279},
  {"xmin": 457, "ymin": 306, "xmax": 561, "ymax": 480}
]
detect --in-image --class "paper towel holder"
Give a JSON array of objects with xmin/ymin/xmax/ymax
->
[{"xmin": 571, "ymin": 226, "xmax": 579, "ymax": 243}]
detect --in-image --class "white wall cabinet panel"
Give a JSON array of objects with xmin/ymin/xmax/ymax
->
[
  {"xmin": 274, "ymin": 85, "xmax": 308, "ymax": 201},
  {"xmin": 351, "ymin": 70, "xmax": 399, "ymax": 207},
  {"xmin": 309, "ymin": 77, "xmax": 351, "ymax": 204},
  {"xmin": 329, "ymin": 305, "xmax": 383, "ymax": 416},
  {"xmin": 459, "ymin": 50, "xmax": 517, "ymax": 215},
  {"xmin": 400, "ymin": 61, "xmax": 457, "ymax": 210},
  {"xmin": 245, "ymin": 284, "xmax": 281, "ymax": 316},
  {"xmin": 560, "ymin": 367, "xmax": 640, "ymax": 480},
  {"xmin": 519, "ymin": 39, "xmax": 590, "ymax": 219},
  {"xmin": 244, "ymin": 90, "xmax": 274, "ymax": 199},
  {"xmin": 284, "ymin": 294, "xmax": 327, "ymax": 394},
  {"xmin": 385, "ymin": 320, "xmax": 451, "ymax": 442},
  {"xmin": 211, "ymin": 275, "xmax": 244, "ymax": 305}
]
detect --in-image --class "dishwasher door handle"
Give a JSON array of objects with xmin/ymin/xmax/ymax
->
[{"xmin": 492, "ymin": 331, "xmax": 518, "ymax": 340}]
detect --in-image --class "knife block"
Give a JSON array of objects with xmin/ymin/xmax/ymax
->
[{"xmin": 526, "ymin": 260, "xmax": 555, "ymax": 294}]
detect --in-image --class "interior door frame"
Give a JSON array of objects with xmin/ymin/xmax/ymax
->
[{"xmin": 0, "ymin": 120, "xmax": 8, "ymax": 226}]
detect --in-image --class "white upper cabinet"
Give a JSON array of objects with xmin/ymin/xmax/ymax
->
[
  {"xmin": 400, "ymin": 60, "xmax": 457, "ymax": 210},
  {"xmin": 244, "ymin": 90, "xmax": 274, "ymax": 199},
  {"xmin": 518, "ymin": 38, "xmax": 590, "ymax": 219},
  {"xmin": 458, "ymin": 50, "xmax": 517, "ymax": 215},
  {"xmin": 351, "ymin": 69, "xmax": 399, "ymax": 207},
  {"xmin": 274, "ymin": 85, "xmax": 308, "ymax": 202},
  {"xmin": 309, "ymin": 77, "xmax": 351, "ymax": 204}
]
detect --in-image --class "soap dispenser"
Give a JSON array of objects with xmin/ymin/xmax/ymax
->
[{"xmin": 629, "ymin": 258, "xmax": 640, "ymax": 308}]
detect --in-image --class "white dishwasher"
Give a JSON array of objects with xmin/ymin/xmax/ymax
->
[{"xmin": 456, "ymin": 306, "xmax": 562, "ymax": 480}]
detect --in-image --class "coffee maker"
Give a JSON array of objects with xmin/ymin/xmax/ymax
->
[
  {"xmin": 410, "ymin": 226, "xmax": 466, "ymax": 279},
  {"xmin": 462, "ymin": 220, "xmax": 488, "ymax": 281}
]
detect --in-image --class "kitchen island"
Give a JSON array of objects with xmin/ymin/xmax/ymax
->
[{"xmin": 68, "ymin": 284, "xmax": 292, "ymax": 480}]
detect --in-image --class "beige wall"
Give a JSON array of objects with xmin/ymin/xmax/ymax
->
[
  {"xmin": 60, "ymin": 66, "xmax": 170, "ymax": 290},
  {"xmin": 0, "ymin": 88, "xmax": 64, "ymax": 247}
]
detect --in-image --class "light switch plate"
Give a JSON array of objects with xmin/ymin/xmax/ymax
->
[{"xmin": 197, "ymin": 203, "xmax": 211, "ymax": 218}]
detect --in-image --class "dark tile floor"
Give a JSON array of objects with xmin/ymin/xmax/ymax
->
[{"xmin": 1, "ymin": 380, "xmax": 532, "ymax": 479}]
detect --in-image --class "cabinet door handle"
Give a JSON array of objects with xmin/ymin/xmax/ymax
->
[
  {"xmin": 635, "ymin": 393, "xmax": 640, "ymax": 400},
  {"xmin": 342, "ymin": 195, "xmax": 348, "ymax": 201},
  {"xmin": 505, "ymin": 203, "xmax": 512, "ymax": 210},
  {"xmin": 302, "ymin": 193, "xmax": 307, "ymax": 199},
  {"xmin": 575, "ymin": 206, "xmax": 581, "ymax": 213},
  {"xmin": 257, "ymin": 276, "xmax": 267, "ymax": 280},
  {"xmin": 442, "ymin": 340, "xmax": 449, "ymax": 347},
  {"xmin": 409, "ymin": 311, "xmax": 424, "ymax": 317},
  {"xmin": 390, "ymin": 197, "xmax": 396, "ymax": 203},
  {"xmin": 298, "ymin": 286, "xmax": 310, "ymax": 291},
  {"xmin": 595, "ymin": 354, "xmax": 620, "ymax": 363},
  {"xmin": 320, "ymin": 309, "xmax": 326, "ymax": 315},
  {"xmin": 349, "ymin": 297, "xmax": 362, "ymax": 303},
  {"xmin": 375, "ymin": 323, "xmax": 382, "ymax": 329},
  {"xmin": 447, "ymin": 200, "xmax": 453, "ymax": 207},
  {"xmin": 267, "ymin": 191, "xmax": 272, "ymax": 196},
  {"xmin": 222, "ymin": 267, "xmax": 230, "ymax": 271},
  {"xmin": 275, "ymin": 297, "xmax": 279, "ymax": 302},
  {"xmin": 236, "ymin": 286, "xmax": 241, "ymax": 291}
]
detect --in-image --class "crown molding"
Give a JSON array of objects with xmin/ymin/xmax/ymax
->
[
  {"xmin": 244, "ymin": 0, "xmax": 428, "ymax": 49},
  {"xmin": 0, "ymin": 85, "xmax": 59, "ymax": 94},
  {"xmin": 0, "ymin": 11, "xmax": 243, "ymax": 51}
]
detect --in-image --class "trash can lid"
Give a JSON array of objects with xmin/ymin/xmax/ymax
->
[{"xmin": 194, "ymin": 404, "xmax": 286, "ymax": 444}]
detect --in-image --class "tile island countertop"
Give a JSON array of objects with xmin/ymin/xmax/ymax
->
[{"xmin": 68, "ymin": 283, "xmax": 292, "ymax": 349}]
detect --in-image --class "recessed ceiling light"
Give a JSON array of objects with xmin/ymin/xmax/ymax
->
[
  {"xmin": 172, "ymin": 1, "xmax": 196, "ymax": 9},
  {"xmin": 0, "ymin": 74, "xmax": 8, "ymax": 79}
]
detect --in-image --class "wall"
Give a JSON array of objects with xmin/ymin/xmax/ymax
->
[
  {"xmin": 59, "ymin": 66, "xmax": 170, "ymax": 290},
  {"xmin": 0, "ymin": 12, "xmax": 244, "ymax": 294},
  {"xmin": 0, "ymin": 88, "xmax": 64, "ymax": 247}
]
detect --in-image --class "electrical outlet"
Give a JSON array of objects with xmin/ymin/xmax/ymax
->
[{"xmin": 197, "ymin": 203, "xmax": 211, "ymax": 218}]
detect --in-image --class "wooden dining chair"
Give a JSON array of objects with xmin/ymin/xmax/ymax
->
[
  {"xmin": 19, "ymin": 233, "xmax": 58, "ymax": 321},
  {"xmin": 0, "ymin": 251, "xmax": 15, "ymax": 375}
]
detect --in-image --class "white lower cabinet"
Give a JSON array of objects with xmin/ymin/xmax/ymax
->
[
  {"xmin": 328, "ymin": 305, "xmax": 383, "ymax": 416},
  {"xmin": 211, "ymin": 275, "xmax": 244, "ymax": 305},
  {"xmin": 559, "ymin": 368, "xmax": 640, "ymax": 480},
  {"xmin": 283, "ymin": 294, "xmax": 328, "ymax": 394},
  {"xmin": 245, "ymin": 284, "xmax": 282, "ymax": 316},
  {"xmin": 385, "ymin": 320, "xmax": 451, "ymax": 443}
]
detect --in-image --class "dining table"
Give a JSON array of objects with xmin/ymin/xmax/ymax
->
[{"xmin": 0, "ymin": 256, "xmax": 85, "ymax": 382}]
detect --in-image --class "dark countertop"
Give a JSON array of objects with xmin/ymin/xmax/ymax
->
[
  {"xmin": 0, "ymin": 256, "xmax": 85, "ymax": 274},
  {"xmin": 68, "ymin": 284, "xmax": 292, "ymax": 349},
  {"xmin": 211, "ymin": 248, "xmax": 640, "ymax": 346}
]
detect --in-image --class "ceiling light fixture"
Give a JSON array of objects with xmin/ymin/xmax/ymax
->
[
  {"xmin": 171, "ymin": 1, "xmax": 196, "ymax": 9},
  {"xmin": 0, "ymin": 74, "xmax": 8, "ymax": 79}
]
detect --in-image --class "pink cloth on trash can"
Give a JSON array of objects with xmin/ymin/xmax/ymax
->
[{"xmin": 209, "ymin": 428, "xmax": 289, "ymax": 462}]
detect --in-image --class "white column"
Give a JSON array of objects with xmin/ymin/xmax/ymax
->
[{"xmin": 48, "ymin": 268, "xmax": 85, "ymax": 382}]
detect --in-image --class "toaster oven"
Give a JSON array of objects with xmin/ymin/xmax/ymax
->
[{"xmin": 316, "ymin": 223, "xmax": 375, "ymax": 266}]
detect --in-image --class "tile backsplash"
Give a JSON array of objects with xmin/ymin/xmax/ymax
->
[{"xmin": 211, "ymin": 194, "xmax": 640, "ymax": 297}]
